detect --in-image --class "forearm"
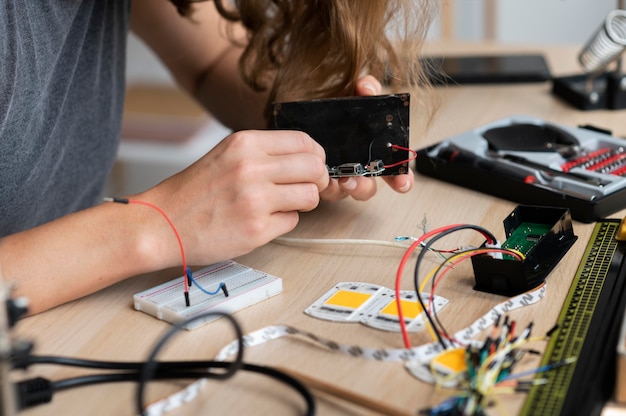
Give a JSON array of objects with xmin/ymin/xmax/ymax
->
[
  {"xmin": 0, "ymin": 200, "xmax": 174, "ymax": 315},
  {"xmin": 131, "ymin": 0, "xmax": 268, "ymax": 131},
  {"xmin": 192, "ymin": 45, "xmax": 268, "ymax": 130},
  {"xmin": 0, "ymin": 129, "xmax": 330, "ymax": 315}
]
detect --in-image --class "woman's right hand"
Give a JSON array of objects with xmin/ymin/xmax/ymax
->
[{"xmin": 138, "ymin": 129, "xmax": 329, "ymax": 268}]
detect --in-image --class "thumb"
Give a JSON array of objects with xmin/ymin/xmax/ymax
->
[{"xmin": 355, "ymin": 75, "xmax": 382, "ymax": 96}]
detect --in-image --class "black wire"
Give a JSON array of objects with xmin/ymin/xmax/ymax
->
[
  {"xmin": 52, "ymin": 371, "xmax": 206, "ymax": 392},
  {"xmin": 24, "ymin": 356, "xmax": 233, "ymax": 372},
  {"xmin": 428, "ymin": 249, "xmax": 469, "ymax": 344},
  {"xmin": 426, "ymin": 246, "xmax": 502, "ymax": 344},
  {"xmin": 136, "ymin": 310, "xmax": 244, "ymax": 416},
  {"xmin": 20, "ymin": 311, "xmax": 316, "ymax": 415},
  {"xmin": 24, "ymin": 356, "xmax": 145, "ymax": 370},
  {"xmin": 238, "ymin": 363, "xmax": 316, "ymax": 416},
  {"xmin": 52, "ymin": 367, "xmax": 238, "ymax": 391},
  {"xmin": 48, "ymin": 363, "xmax": 316, "ymax": 416},
  {"xmin": 414, "ymin": 225, "xmax": 497, "ymax": 349}
]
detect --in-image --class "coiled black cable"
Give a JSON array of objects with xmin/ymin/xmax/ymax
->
[{"xmin": 15, "ymin": 310, "xmax": 316, "ymax": 415}]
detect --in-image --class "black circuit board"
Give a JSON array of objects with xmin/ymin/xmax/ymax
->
[{"xmin": 272, "ymin": 94, "xmax": 410, "ymax": 176}]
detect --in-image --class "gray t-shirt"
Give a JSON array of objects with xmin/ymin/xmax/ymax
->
[{"xmin": 0, "ymin": 0, "xmax": 130, "ymax": 237}]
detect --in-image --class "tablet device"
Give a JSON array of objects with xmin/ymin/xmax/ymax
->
[{"xmin": 421, "ymin": 54, "xmax": 552, "ymax": 85}]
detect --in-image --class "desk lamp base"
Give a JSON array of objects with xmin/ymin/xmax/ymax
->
[{"xmin": 552, "ymin": 72, "xmax": 626, "ymax": 110}]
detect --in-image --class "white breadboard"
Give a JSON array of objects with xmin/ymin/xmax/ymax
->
[{"xmin": 133, "ymin": 260, "xmax": 283, "ymax": 330}]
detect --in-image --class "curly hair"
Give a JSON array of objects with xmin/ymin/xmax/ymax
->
[{"xmin": 170, "ymin": 0, "xmax": 436, "ymax": 118}]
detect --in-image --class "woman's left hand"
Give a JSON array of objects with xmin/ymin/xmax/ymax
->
[{"xmin": 319, "ymin": 75, "xmax": 414, "ymax": 202}]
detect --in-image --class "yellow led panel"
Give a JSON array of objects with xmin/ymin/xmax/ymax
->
[
  {"xmin": 380, "ymin": 299, "xmax": 423, "ymax": 319},
  {"xmin": 305, "ymin": 282, "xmax": 449, "ymax": 331},
  {"xmin": 325, "ymin": 290, "xmax": 372, "ymax": 309},
  {"xmin": 431, "ymin": 347, "xmax": 467, "ymax": 375}
]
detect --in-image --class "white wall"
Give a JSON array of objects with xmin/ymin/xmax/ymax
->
[
  {"xmin": 497, "ymin": 0, "xmax": 618, "ymax": 44},
  {"xmin": 431, "ymin": 0, "xmax": 620, "ymax": 44}
]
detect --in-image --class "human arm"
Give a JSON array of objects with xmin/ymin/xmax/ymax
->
[
  {"xmin": 131, "ymin": 0, "xmax": 413, "ymax": 201},
  {"xmin": 0, "ymin": 131, "xmax": 328, "ymax": 314},
  {"xmin": 130, "ymin": 0, "xmax": 268, "ymax": 130}
]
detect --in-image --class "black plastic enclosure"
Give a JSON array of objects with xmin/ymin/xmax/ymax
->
[
  {"xmin": 471, "ymin": 205, "xmax": 578, "ymax": 296},
  {"xmin": 552, "ymin": 72, "xmax": 626, "ymax": 111},
  {"xmin": 271, "ymin": 94, "xmax": 411, "ymax": 176}
]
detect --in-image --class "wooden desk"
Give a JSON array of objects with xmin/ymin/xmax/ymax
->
[{"xmin": 14, "ymin": 43, "xmax": 626, "ymax": 416}]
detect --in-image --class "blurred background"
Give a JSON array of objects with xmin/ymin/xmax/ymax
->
[
  {"xmin": 430, "ymin": 0, "xmax": 617, "ymax": 43},
  {"xmin": 108, "ymin": 0, "xmax": 621, "ymax": 197}
]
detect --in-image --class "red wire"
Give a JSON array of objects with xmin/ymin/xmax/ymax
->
[
  {"xmin": 384, "ymin": 145, "xmax": 418, "ymax": 169},
  {"xmin": 126, "ymin": 199, "xmax": 189, "ymax": 296},
  {"xmin": 395, "ymin": 238, "xmax": 424, "ymax": 349},
  {"xmin": 395, "ymin": 224, "xmax": 468, "ymax": 349},
  {"xmin": 395, "ymin": 224, "xmax": 499, "ymax": 349},
  {"xmin": 426, "ymin": 248, "xmax": 524, "ymax": 345}
]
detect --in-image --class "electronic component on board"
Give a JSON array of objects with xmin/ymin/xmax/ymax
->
[
  {"xmin": 325, "ymin": 160, "xmax": 386, "ymax": 178},
  {"xmin": 471, "ymin": 205, "xmax": 578, "ymax": 296},
  {"xmin": 271, "ymin": 94, "xmax": 411, "ymax": 177}
]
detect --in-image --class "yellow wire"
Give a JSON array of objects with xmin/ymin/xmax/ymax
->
[
  {"xmin": 419, "ymin": 247, "xmax": 526, "ymax": 293},
  {"xmin": 417, "ymin": 247, "xmax": 525, "ymax": 342},
  {"xmin": 503, "ymin": 247, "xmax": 525, "ymax": 259}
]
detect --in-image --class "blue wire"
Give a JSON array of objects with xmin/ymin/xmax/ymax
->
[{"xmin": 185, "ymin": 267, "xmax": 224, "ymax": 296}]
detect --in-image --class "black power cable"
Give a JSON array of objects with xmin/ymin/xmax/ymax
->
[
  {"xmin": 14, "ymin": 310, "xmax": 316, "ymax": 415},
  {"xmin": 136, "ymin": 311, "xmax": 244, "ymax": 415}
]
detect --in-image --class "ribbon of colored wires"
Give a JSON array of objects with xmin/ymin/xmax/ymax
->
[
  {"xmin": 394, "ymin": 224, "xmax": 498, "ymax": 349},
  {"xmin": 421, "ymin": 247, "xmax": 525, "ymax": 345},
  {"xmin": 413, "ymin": 225, "xmax": 502, "ymax": 348}
]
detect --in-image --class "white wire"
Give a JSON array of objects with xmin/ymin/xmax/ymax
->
[{"xmin": 272, "ymin": 236, "xmax": 412, "ymax": 249}]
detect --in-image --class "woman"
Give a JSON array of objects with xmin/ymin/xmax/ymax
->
[{"xmin": 0, "ymin": 0, "xmax": 434, "ymax": 313}]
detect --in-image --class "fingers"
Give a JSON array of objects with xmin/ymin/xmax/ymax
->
[
  {"xmin": 221, "ymin": 130, "xmax": 329, "ymax": 193},
  {"xmin": 254, "ymin": 129, "xmax": 326, "ymax": 159},
  {"xmin": 320, "ymin": 176, "xmax": 378, "ymax": 202},
  {"xmin": 319, "ymin": 178, "xmax": 346, "ymax": 202},
  {"xmin": 320, "ymin": 171, "xmax": 413, "ymax": 203},
  {"xmin": 383, "ymin": 170, "xmax": 414, "ymax": 194},
  {"xmin": 355, "ymin": 75, "xmax": 382, "ymax": 96},
  {"xmin": 272, "ymin": 182, "xmax": 322, "ymax": 212},
  {"xmin": 150, "ymin": 129, "xmax": 331, "ymax": 264},
  {"xmin": 338, "ymin": 176, "xmax": 377, "ymax": 201}
]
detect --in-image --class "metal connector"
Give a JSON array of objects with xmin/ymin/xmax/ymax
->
[{"xmin": 0, "ymin": 283, "xmax": 17, "ymax": 416}]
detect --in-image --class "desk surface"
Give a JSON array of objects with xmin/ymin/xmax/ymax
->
[{"xmin": 15, "ymin": 42, "xmax": 626, "ymax": 416}]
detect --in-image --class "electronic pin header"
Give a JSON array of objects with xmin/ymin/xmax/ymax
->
[{"xmin": 522, "ymin": 219, "xmax": 626, "ymax": 415}]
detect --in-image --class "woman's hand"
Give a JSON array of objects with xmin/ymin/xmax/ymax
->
[
  {"xmin": 319, "ymin": 75, "xmax": 414, "ymax": 202},
  {"xmin": 139, "ymin": 129, "xmax": 329, "ymax": 266},
  {"xmin": 1, "ymin": 129, "xmax": 329, "ymax": 314}
]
